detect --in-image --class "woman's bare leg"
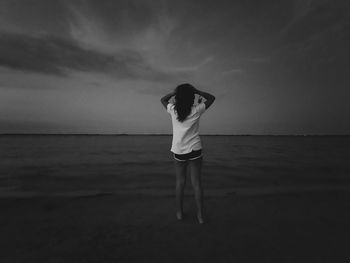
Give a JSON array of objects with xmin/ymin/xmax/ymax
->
[
  {"xmin": 189, "ymin": 157, "xmax": 204, "ymax": 224},
  {"xmin": 174, "ymin": 160, "xmax": 188, "ymax": 220}
]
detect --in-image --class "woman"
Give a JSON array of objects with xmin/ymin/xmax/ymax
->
[{"xmin": 161, "ymin": 83, "xmax": 215, "ymax": 224}]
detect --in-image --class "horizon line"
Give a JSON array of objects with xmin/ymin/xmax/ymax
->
[{"xmin": 0, "ymin": 133, "xmax": 349, "ymax": 136}]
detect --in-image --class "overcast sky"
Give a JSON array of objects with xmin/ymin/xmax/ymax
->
[{"xmin": 0, "ymin": 0, "xmax": 349, "ymax": 134}]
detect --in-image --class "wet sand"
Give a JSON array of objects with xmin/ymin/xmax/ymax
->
[{"xmin": 1, "ymin": 190, "xmax": 350, "ymax": 263}]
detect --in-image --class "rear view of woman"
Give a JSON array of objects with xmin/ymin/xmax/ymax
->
[{"xmin": 161, "ymin": 83, "xmax": 215, "ymax": 224}]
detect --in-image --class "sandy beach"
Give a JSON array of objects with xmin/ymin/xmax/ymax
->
[{"xmin": 1, "ymin": 189, "xmax": 350, "ymax": 263}]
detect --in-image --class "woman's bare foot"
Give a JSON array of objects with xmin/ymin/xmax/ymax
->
[
  {"xmin": 197, "ymin": 213, "xmax": 205, "ymax": 224},
  {"xmin": 176, "ymin": 211, "xmax": 183, "ymax": 220}
]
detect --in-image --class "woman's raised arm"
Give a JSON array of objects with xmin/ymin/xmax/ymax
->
[
  {"xmin": 195, "ymin": 88, "xmax": 215, "ymax": 110},
  {"xmin": 160, "ymin": 90, "xmax": 176, "ymax": 109}
]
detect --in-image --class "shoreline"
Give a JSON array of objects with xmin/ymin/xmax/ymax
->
[
  {"xmin": 1, "ymin": 184, "xmax": 350, "ymax": 198},
  {"xmin": 1, "ymin": 134, "xmax": 350, "ymax": 136}
]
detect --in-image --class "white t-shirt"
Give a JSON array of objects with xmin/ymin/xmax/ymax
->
[{"xmin": 167, "ymin": 102, "xmax": 206, "ymax": 154}]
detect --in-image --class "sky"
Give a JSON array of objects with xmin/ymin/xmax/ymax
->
[{"xmin": 0, "ymin": 0, "xmax": 349, "ymax": 134}]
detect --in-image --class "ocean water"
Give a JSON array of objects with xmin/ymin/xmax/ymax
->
[{"xmin": 1, "ymin": 135, "xmax": 350, "ymax": 196}]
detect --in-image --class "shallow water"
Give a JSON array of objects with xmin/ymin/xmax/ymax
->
[{"xmin": 1, "ymin": 135, "xmax": 350, "ymax": 195}]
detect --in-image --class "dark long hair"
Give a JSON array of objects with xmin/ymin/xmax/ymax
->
[{"xmin": 174, "ymin": 83, "xmax": 195, "ymax": 122}]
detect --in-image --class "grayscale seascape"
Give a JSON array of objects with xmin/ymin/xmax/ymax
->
[{"xmin": 1, "ymin": 0, "xmax": 350, "ymax": 261}]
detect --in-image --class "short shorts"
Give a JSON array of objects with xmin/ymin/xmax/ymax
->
[{"xmin": 173, "ymin": 149, "xmax": 202, "ymax": 162}]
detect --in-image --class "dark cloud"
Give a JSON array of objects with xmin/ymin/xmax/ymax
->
[
  {"xmin": 0, "ymin": 32, "xmax": 108, "ymax": 75},
  {"xmin": 280, "ymin": 0, "xmax": 350, "ymax": 45},
  {"xmin": 76, "ymin": 0, "xmax": 160, "ymax": 35},
  {"xmin": 270, "ymin": 0, "xmax": 350, "ymax": 85},
  {"xmin": 0, "ymin": 32, "xmax": 180, "ymax": 81},
  {"xmin": 0, "ymin": 0, "xmax": 71, "ymax": 37}
]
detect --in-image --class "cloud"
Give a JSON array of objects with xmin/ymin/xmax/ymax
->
[
  {"xmin": 0, "ymin": 32, "xmax": 183, "ymax": 81},
  {"xmin": 221, "ymin": 68, "xmax": 245, "ymax": 75},
  {"xmin": 0, "ymin": 32, "xmax": 109, "ymax": 75},
  {"xmin": 163, "ymin": 56, "xmax": 214, "ymax": 74},
  {"xmin": 0, "ymin": 0, "xmax": 73, "ymax": 38},
  {"xmin": 278, "ymin": 0, "xmax": 350, "ymax": 45}
]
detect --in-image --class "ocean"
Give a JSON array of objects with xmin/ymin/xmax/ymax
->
[{"xmin": 1, "ymin": 135, "xmax": 350, "ymax": 196}]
